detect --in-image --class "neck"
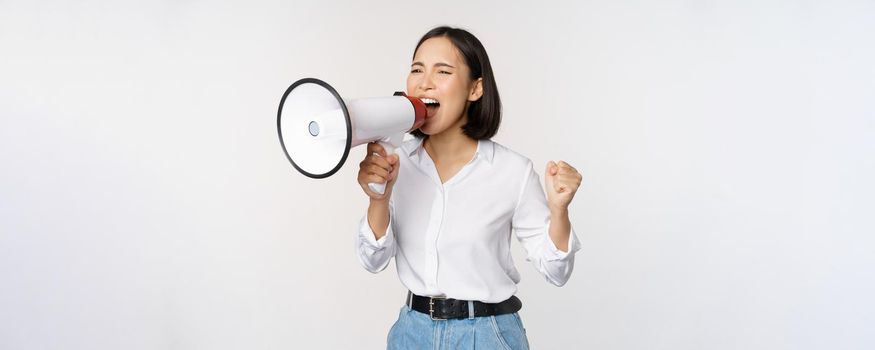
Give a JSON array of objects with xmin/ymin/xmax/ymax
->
[{"xmin": 423, "ymin": 120, "xmax": 477, "ymax": 164}]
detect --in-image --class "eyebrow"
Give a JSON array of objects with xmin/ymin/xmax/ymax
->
[{"xmin": 411, "ymin": 61, "xmax": 456, "ymax": 69}]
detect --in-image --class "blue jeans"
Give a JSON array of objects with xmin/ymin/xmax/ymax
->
[{"xmin": 387, "ymin": 304, "xmax": 530, "ymax": 350}]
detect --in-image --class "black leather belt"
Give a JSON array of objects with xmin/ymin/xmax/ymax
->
[{"xmin": 406, "ymin": 291, "xmax": 522, "ymax": 320}]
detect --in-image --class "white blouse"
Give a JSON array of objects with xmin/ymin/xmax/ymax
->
[{"xmin": 354, "ymin": 138, "xmax": 582, "ymax": 303}]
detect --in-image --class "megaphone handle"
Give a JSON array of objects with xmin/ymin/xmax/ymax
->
[{"xmin": 367, "ymin": 140, "xmax": 397, "ymax": 195}]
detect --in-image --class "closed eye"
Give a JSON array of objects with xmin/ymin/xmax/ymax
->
[
  {"xmin": 411, "ymin": 68, "xmax": 423, "ymax": 73},
  {"xmin": 439, "ymin": 70, "xmax": 451, "ymax": 75}
]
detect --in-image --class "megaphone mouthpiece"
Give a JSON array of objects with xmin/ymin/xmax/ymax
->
[{"xmin": 393, "ymin": 91, "xmax": 427, "ymax": 131}]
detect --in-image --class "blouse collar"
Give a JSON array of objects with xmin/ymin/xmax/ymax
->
[{"xmin": 403, "ymin": 137, "xmax": 495, "ymax": 164}]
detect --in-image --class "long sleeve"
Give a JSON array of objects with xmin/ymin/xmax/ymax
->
[
  {"xmin": 354, "ymin": 204, "xmax": 397, "ymax": 274},
  {"xmin": 511, "ymin": 161, "xmax": 583, "ymax": 287}
]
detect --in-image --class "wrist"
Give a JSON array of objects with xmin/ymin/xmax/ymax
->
[
  {"xmin": 369, "ymin": 197, "xmax": 390, "ymax": 207},
  {"xmin": 548, "ymin": 204, "xmax": 569, "ymax": 216}
]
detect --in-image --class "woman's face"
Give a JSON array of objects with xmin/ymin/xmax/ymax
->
[{"xmin": 407, "ymin": 36, "xmax": 482, "ymax": 136}]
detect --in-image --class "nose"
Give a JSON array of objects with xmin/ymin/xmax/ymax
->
[{"xmin": 417, "ymin": 71, "xmax": 436, "ymax": 92}]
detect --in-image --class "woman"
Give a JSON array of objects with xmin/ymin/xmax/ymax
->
[{"xmin": 354, "ymin": 26, "xmax": 583, "ymax": 349}]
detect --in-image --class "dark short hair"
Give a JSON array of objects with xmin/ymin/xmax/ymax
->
[{"xmin": 410, "ymin": 26, "xmax": 502, "ymax": 140}]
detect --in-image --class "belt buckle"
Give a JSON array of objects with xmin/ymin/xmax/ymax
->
[{"xmin": 428, "ymin": 296, "xmax": 447, "ymax": 321}]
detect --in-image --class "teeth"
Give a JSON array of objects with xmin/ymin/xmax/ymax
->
[{"xmin": 421, "ymin": 98, "xmax": 439, "ymax": 106}]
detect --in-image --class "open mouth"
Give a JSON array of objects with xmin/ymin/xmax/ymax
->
[{"xmin": 420, "ymin": 98, "xmax": 440, "ymax": 117}]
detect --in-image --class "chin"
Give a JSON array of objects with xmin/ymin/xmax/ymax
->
[{"xmin": 417, "ymin": 120, "xmax": 441, "ymax": 135}]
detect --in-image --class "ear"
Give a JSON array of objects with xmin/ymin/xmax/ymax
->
[{"xmin": 468, "ymin": 78, "xmax": 484, "ymax": 102}]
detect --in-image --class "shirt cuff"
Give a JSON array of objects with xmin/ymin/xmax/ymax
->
[
  {"xmin": 544, "ymin": 226, "xmax": 582, "ymax": 262},
  {"xmin": 358, "ymin": 215, "xmax": 394, "ymax": 251}
]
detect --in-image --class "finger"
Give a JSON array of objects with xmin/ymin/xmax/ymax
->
[
  {"xmin": 553, "ymin": 174, "xmax": 564, "ymax": 192},
  {"xmin": 367, "ymin": 164, "xmax": 390, "ymax": 178},
  {"xmin": 388, "ymin": 161, "xmax": 400, "ymax": 181},
  {"xmin": 367, "ymin": 142, "xmax": 387, "ymax": 157},
  {"xmin": 557, "ymin": 172, "xmax": 579, "ymax": 185},
  {"xmin": 557, "ymin": 167, "xmax": 579, "ymax": 176},
  {"xmin": 562, "ymin": 180, "xmax": 579, "ymax": 192},
  {"xmin": 546, "ymin": 161, "xmax": 558, "ymax": 176},
  {"xmin": 568, "ymin": 178, "xmax": 581, "ymax": 191},
  {"xmin": 557, "ymin": 161, "xmax": 577, "ymax": 173},
  {"xmin": 366, "ymin": 154, "xmax": 392, "ymax": 171},
  {"xmin": 386, "ymin": 154, "xmax": 399, "ymax": 166},
  {"xmin": 367, "ymin": 173, "xmax": 388, "ymax": 184}
]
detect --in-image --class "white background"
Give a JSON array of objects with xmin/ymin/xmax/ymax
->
[{"xmin": 1, "ymin": 0, "xmax": 873, "ymax": 349}]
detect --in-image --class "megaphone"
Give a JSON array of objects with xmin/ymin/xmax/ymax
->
[{"xmin": 277, "ymin": 78, "xmax": 427, "ymax": 194}]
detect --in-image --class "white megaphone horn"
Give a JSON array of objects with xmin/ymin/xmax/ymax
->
[{"xmin": 277, "ymin": 78, "xmax": 427, "ymax": 194}]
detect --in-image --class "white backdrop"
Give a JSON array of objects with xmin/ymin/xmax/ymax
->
[{"xmin": 1, "ymin": 0, "xmax": 873, "ymax": 349}]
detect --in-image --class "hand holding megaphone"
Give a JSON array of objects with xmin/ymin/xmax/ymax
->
[{"xmin": 358, "ymin": 142, "xmax": 400, "ymax": 200}]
